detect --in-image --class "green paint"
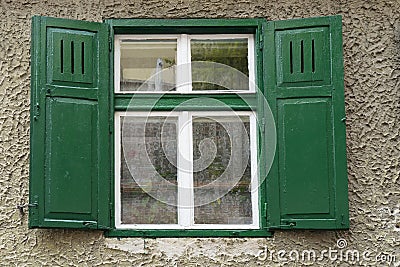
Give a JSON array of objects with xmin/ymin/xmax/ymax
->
[
  {"xmin": 278, "ymin": 98, "xmax": 332, "ymax": 215},
  {"xmin": 29, "ymin": 16, "xmax": 110, "ymax": 229},
  {"xmin": 45, "ymin": 97, "xmax": 97, "ymax": 217},
  {"xmin": 114, "ymin": 94, "xmax": 257, "ymax": 111},
  {"xmin": 276, "ymin": 27, "xmax": 330, "ymax": 87},
  {"xmin": 106, "ymin": 18, "xmax": 263, "ymax": 34},
  {"xmin": 264, "ymin": 15, "xmax": 349, "ymax": 230},
  {"xmin": 49, "ymin": 29, "xmax": 94, "ymax": 84}
]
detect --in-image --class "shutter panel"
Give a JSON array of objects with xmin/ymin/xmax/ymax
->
[
  {"xmin": 264, "ymin": 15, "xmax": 349, "ymax": 229},
  {"xmin": 29, "ymin": 16, "xmax": 110, "ymax": 229}
]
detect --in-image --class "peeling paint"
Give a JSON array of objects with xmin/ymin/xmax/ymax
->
[
  {"xmin": 0, "ymin": 0, "xmax": 399, "ymax": 265},
  {"xmin": 105, "ymin": 238, "xmax": 146, "ymax": 254}
]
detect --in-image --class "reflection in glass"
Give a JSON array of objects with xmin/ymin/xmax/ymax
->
[
  {"xmin": 120, "ymin": 40, "xmax": 177, "ymax": 91},
  {"xmin": 120, "ymin": 116, "xmax": 178, "ymax": 224},
  {"xmin": 192, "ymin": 116, "xmax": 252, "ymax": 224},
  {"xmin": 191, "ymin": 39, "xmax": 249, "ymax": 91}
]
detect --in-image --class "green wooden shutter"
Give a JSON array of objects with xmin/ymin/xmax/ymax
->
[
  {"xmin": 264, "ymin": 15, "xmax": 349, "ymax": 229},
  {"xmin": 29, "ymin": 16, "xmax": 110, "ymax": 229}
]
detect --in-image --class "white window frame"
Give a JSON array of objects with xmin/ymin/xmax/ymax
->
[
  {"xmin": 114, "ymin": 111, "xmax": 259, "ymax": 230},
  {"xmin": 114, "ymin": 34, "xmax": 256, "ymax": 94}
]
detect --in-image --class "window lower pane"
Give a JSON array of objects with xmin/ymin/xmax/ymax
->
[
  {"xmin": 120, "ymin": 116, "xmax": 178, "ymax": 224},
  {"xmin": 192, "ymin": 116, "xmax": 253, "ymax": 224}
]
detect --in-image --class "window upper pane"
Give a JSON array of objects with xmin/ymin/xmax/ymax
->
[
  {"xmin": 191, "ymin": 38, "xmax": 249, "ymax": 91},
  {"xmin": 120, "ymin": 40, "xmax": 177, "ymax": 92}
]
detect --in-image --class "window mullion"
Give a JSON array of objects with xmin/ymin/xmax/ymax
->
[
  {"xmin": 177, "ymin": 34, "xmax": 191, "ymax": 93},
  {"xmin": 177, "ymin": 111, "xmax": 194, "ymax": 227},
  {"xmin": 114, "ymin": 36, "xmax": 121, "ymax": 93},
  {"xmin": 250, "ymin": 113, "xmax": 260, "ymax": 227},
  {"xmin": 114, "ymin": 114, "xmax": 122, "ymax": 228},
  {"xmin": 248, "ymin": 35, "xmax": 256, "ymax": 92}
]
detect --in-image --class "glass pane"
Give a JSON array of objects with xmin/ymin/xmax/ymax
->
[
  {"xmin": 120, "ymin": 116, "xmax": 178, "ymax": 224},
  {"xmin": 191, "ymin": 38, "xmax": 249, "ymax": 91},
  {"xmin": 120, "ymin": 40, "xmax": 177, "ymax": 91},
  {"xmin": 192, "ymin": 116, "xmax": 253, "ymax": 224}
]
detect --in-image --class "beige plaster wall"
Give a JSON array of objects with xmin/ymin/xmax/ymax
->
[{"xmin": 0, "ymin": 0, "xmax": 399, "ymax": 265}]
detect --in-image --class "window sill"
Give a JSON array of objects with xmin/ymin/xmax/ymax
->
[{"xmin": 105, "ymin": 229, "xmax": 273, "ymax": 238}]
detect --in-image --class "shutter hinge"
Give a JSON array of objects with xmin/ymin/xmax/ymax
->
[
  {"xmin": 33, "ymin": 103, "xmax": 40, "ymax": 121},
  {"xmin": 281, "ymin": 221, "xmax": 296, "ymax": 229},
  {"xmin": 261, "ymin": 120, "xmax": 266, "ymax": 133},
  {"xmin": 18, "ymin": 202, "xmax": 38, "ymax": 216},
  {"xmin": 269, "ymin": 221, "xmax": 297, "ymax": 230},
  {"xmin": 109, "ymin": 120, "xmax": 114, "ymax": 134},
  {"xmin": 82, "ymin": 221, "xmax": 97, "ymax": 228},
  {"xmin": 259, "ymin": 24, "xmax": 264, "ymax": 51},
  {"xmin": 108, "ymin": 35, "xmax": 112, "ymax": 52},
  {"xmin": 109, "ymin": 202, "xmax": 114, "ymax": 221},
  {"xmin": 28, "ymin": 196, "xmax": 39, "ymax": 226},
  {"xmin": 264, "ymin": 202, "xmax": 267, "ymax": 218}
]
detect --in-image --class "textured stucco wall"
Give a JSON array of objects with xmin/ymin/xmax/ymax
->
[{"xmin": 0, "ymin": 0, "xmax": 399, "ymax": 266}]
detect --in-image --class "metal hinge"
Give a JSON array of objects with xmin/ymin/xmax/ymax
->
[
  {"xmin": 259, "ymin": 24, "xmax": 264, "ymax": 51},
  {"xmin": 269, "ymin": 221, "xmax": 297, "ymax": 230},
  {"xmin": 261, "ymin": 120, "xmax": 266, "ymax": 133},
  {"xmin": 341, "ymin": 214, "xmax": 346, "ymax": 226},
  {"xmin": 264, "ymin": 202, "xmax": 268, "ymax": 218},
  {"xmin": 109, "ymin": 120, "xmax": 114, "ymax": 134},
  {"xmin": 109, "ymin": 202, "xmax": 114, "ymax": 220},
  {"xmin": 280, "ymin": 221, "xmax": 296, "ymax": 229},
  {"xmin": 108, "ymin": 35, "xmax": 112, "ymax": 51},
  {"xmin": 17, "ymin": 202, "xmax": 38, "ymax": 215},
  {"xmin": 82, "ymin": 221, "xmax": 97, "ymax": 228},
  {"xmin": 33, "ymin": 103, "xmax": 40, "ymax": 121}
]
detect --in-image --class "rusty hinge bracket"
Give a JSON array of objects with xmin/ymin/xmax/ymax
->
[{"xmin": 17, "ymin": 202, "xmax": 38, "ymax": 216}]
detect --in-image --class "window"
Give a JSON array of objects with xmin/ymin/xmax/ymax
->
[
  {"xmin": 114, "ymin": 34, "xmax": 258, "ymax": 229},
  {"xmin": 29, "ymin": 16, "xmax": 349, "ymax": 237}
]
